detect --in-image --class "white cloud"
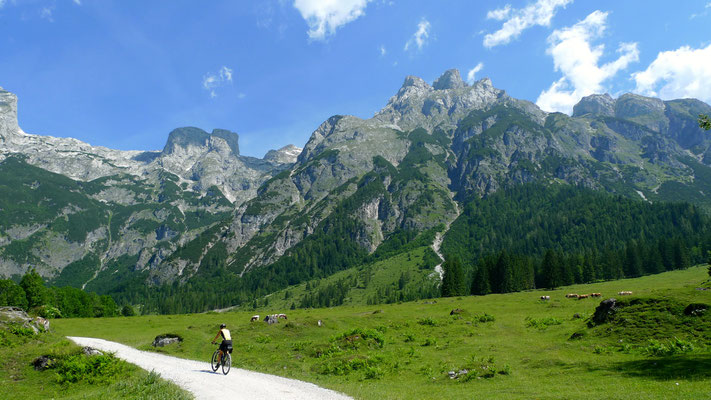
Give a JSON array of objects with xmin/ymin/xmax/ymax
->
[
  {"xmin": 404, "ymin": 18, "xmax": 430, "ymax": 52},
  {"xmin": 483, "ymin": 0, "xmax": 573, "ymax": 48},
  {"xmin": 690, "ymin": 2, "xmax": 711, "ymax": 19},
  {"xmin": 0, "ymin": 0, "xmax": 6, "ymax": 9},
  {"xmin": 293, "ymin": 0, "xmax": 372, "ymax": 41},
  {"xmin": 380, "ymin": 45, "xmax": 386, "ymax": 56},
  {"xmin": 202, "ymin": 66, "xmax": 233, "ymax": 98},
  {"xmin": 466, "ymin": 63, "xmax": 485, "ymax": 84},
  {"xmin": 632, "ymin": 43, "xmax": 711, "ymax": 103},
  {"xmin": 73, "ymin": 0, "xmax": 81, "ymax": 5},
  {"xmin": 40, "ymin": 6, "xmax": 54, "ymax": 21},
  {"xmin": 536, "ymin": 10, "xmax": 639, "ymax": 114},
  {"xmin": 486, "ymin": 4, "xmax": 511, "ymax": 21}
]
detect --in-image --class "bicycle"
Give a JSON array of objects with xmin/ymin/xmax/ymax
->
[{"xmin": 211, "ymin": 345, "xmax": 232, "ymax": 375}]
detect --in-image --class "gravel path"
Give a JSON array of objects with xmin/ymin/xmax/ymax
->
[{"xmin": 68, "ymin": 337, "xmax": 352, "ymax": 400}]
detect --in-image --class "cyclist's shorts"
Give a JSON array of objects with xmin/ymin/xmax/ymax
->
[{"xmin": 220, "ymin": 340, "xmax": 233, "ymax": 353}]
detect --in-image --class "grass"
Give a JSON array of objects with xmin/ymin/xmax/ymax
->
[
  {"xmin": 52, "ymin": 266, "xmax": 711, "ymax": 400},
  {"xmin": 0, "ymin": 326, "xmax": 192, "ymax": 399}
]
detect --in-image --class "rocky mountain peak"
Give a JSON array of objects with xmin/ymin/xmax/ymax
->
[
  {"xmin": 572, "ymin": 93, "xmax": 615, "ymax": 117},
  {"xmin": 162, "ymin": 127, "xmax": 239, "ymax": 156},
  {"xmin": 432, "ymin": 69, "xmax": 466, "ymax": 90},
  {"xmin": 615, "ymin": 93, "xmax": 666, "ymax": 118},
  {"xmin": 0, "ymin": 86, "xmax": 19, "ymax": 135},
  {"xmin": 264, "ymin": 144, "xmax": 302, "ymax": 164}
]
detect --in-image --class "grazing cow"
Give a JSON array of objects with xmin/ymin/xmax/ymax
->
[
  {"xmin": 590, "ymin": 293, "xmax": 602, "ymax": 297},
  {"xmin": 264, "ymin": 314, "xmax": 279, "ymax": 324},
  {"xmin": 565, "ymin": 294, "xmax": 579, "ymax": 299},
  {"xmin": 540, "ymin": 296, "xmax": 551, "ymax": 301},
  {"xmin": 277, "ymin": 313, "xmax": 288, "ymax": 320},
  {"xmin": 250, "ymin": 315, "xmax": 260, "ymax": 322},
  {"xmin": 618, "ymin": 291, "xmax": 633, "ymax": 296},
  {"xmin": 577, "ymin": 294, "xmax": 589, "ymax": 299}
]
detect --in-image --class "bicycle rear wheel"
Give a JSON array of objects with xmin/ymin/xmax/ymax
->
[
  {"xmin": 222, "ymin": 352, "xmax": 231, "ymax": 375},
  {"xmin": 211, "ymin": 350, "xmax": 220, "ymax": 372}
]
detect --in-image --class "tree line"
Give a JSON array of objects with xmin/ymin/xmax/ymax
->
[{"xmin": 0, "ymin": 269, "xmax": 133, "ymax": 318}]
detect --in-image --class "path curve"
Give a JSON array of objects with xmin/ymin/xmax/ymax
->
[{"xmin": 68, "ymin": 337, "xmax": 352, "ymax": 400}]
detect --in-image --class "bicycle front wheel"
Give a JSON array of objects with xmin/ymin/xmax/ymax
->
[
  {"xmin": 211, "ymin": 350, "xmax": 220, "ymax": 372},
  {"xmin": 222, "ymin": 352, "xmax": 231, "ymax": 375}
]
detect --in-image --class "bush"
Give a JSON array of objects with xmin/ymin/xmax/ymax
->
[
  {"xmin": 53, "ymin": 352, "xmax": 126, "ymax": 384},
  {"xmin": 643, "ymin": 338, "xmax": 695, "ymax": 357},
  {"xmin": 474, "ymin": 313, "xmax": 495, "ymax": 323},
  {"xmin": 334, "ymin": 328, "xmax": 385, "ymax": 349},
  {"xmin": 525, "ymin": 316, "xmax": 562, "ymax": 329},
  {"xmin": 121, "ymin": 305, "xmax": 135, "ymax": 317},
  {"xmin": 32, "ymin": 305, "xmax": 62, "ymax": 319},
  {"xmin": 422, "ymin": 337, "xmax": 437, "ymax": 347},
  {"xmin": 7, "ymin": 323, "xmax": 35, "ymax": 337}
]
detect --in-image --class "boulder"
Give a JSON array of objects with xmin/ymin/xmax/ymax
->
[
  {"xmin": 684, "ymin": 303, "xmax": 708, "ymax": 316},
  {"xmin": 152, "ymin": 334, "xmax": 183, "ymax": 347},
  {"xmin": 31, "ymin": 355, "xmax": 54, "ymax": 371},
  {"xmin": 589, "ymin": 298, "xmax": 618, "ymax": 326},
  {"xmin": 82, "ymin": 346, "xmax": 104, "ymax": 356},
  {"xmin": 0, "ymin": 306, "xmax": 46, "ymax": 334}
]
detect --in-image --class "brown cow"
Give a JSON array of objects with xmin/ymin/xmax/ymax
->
[
  {"xmin": 565, "ymin": 293, "xmax": 579, "ymax": 299},
  {"xmin": 577, "ymin": 294, "xmax": 589, "ymax": 299},
  {"xmin": 250, "ymin": 315, "xmax": 260, "ymax": 322},
  {"xmin": 590, "ymin": 293, "xmax": 602, "ymax": 297}
]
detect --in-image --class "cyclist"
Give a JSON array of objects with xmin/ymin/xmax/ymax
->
[{"xmin": 211, "ymin": 323, "xmax": 232, "ymax": 364}]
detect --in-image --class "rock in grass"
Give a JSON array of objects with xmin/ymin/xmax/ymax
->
[
  {"xmin": 31, "ymin": 355, "xmax": 54, "ymax": 370},
  {"xmin": 82, "ymin": 346, "xmax": 104, "ymax": 356},
  {"xmin": 589, "ymin": 298, "xmax": 618, "ymax": 326},
  {"xmin": 152, "ymin": 334, "xmax": 183, "ymax": 347},
  {"xmin": 684, "ymin": 303, "xmax": 708, "ymax": 316}
]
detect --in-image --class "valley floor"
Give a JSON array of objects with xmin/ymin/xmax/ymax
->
[{"xmin": 53, "ymin": 266, "xmax": 711, "ymax": 400}]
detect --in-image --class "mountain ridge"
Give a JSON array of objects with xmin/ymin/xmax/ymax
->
[{"xmin": 2, "ymin": 69, "xmax": 711, "ymax": 310}]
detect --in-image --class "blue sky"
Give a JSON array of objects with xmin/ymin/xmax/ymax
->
[{"xmin": 1, "ymin": 0, "xmax": 710, "ymax": 158}]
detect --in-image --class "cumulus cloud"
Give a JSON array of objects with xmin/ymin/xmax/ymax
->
[
  {"xmin": 380, "ymin": 45, "xmax": 386, "ymax": 56},
  {"xmin": 466, "ymin": 63, "xmax": 485, "ymax": 84},
  {"xmin": 0, "ymin": 0, "xmax": 6, "ymax": 8},
  {"xmin": 73, "ymin": 0, "xmax": 81, "ymax": 5},
  {"xmin": 632, "ymin": 43, "xmax": 711, "ymax": 103},
  {"xmin": 536, "ymin": 10, "xmax": 639, "ymax": 114},
  {"xmin": 293, "ymin": 0, "xmax": 372, "ymax": 41},
  {"xmin": 202, "ymin": 66, "xmax": 233, "ymax": 98},
  {"xmin": 484, "ymin": 0, "xmax": 573, "ymax": 48},
  {"xmin": 404, "ymin": 18, "xmax": 430, "ymax": 52}
]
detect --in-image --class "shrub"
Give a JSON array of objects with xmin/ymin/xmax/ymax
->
[
  {"xmin": 403, "ymin": 332, "xmax": 416, "ymax": 343},
  {"xmin": 7, "ymin": 323, "xmax": 35, "ymax": 337},
  {"xmin": 422, "ymin": 337, "xmax": 437, "ymax": 347},
  {"xmin": 474, "ymin": 313, "xmax": 495, "ymax": 323},
  {"xmin": 334, "ymin": 328, "xmax": 385, "ymax": 349},
  {"xmin": 643, "ymin": 338, "xmax": 695, "ymax": 357},
  {"xmin": 53, "ymin": 353, "xmax": 126, "ymax": 384},
  {"xmin": 255, "ymin": 335, "xmax": 272, "ymax": 344},
  {"xmin": 364, "ymin": 365, "xmax": 384, "ymax": 380},
  {"xmin": 525, "ymin": 316, "xmax": 562, "ymax": 329}
]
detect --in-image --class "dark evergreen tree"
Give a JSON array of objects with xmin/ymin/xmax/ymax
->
[
  {"xmin": 441, "ymin": 256, "xmax": 466, "ymax": 297},
  {"xmin": 471, "ymin": 259, "xmax": 491, "ymax": 295}
]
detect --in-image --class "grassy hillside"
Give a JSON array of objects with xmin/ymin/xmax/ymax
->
[
  {"xmin": 0, "ymin": 326, "xmax": 191, "ymax": 399},
  {"xmin": 53, "ymin": 266, "xmax": 711, "ymax": 400}
]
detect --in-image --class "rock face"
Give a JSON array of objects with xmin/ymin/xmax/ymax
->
[
  {"xmin": 572, "ymin": 94, "xmax": 615, "ymax": 117},
  {"xmin": 0, "ymin": 87, "xmax": 298, "ymax": 204}
]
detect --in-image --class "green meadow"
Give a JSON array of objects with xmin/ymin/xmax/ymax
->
[
  {"xmin": 53, "ymin": 266, "xmax": 711, "ymax": 400},
  {"xmin": 0, "ymin": 330, "xmax": 191, "ymax": 399}
]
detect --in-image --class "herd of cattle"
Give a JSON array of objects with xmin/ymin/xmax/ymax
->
[
  {"xmin": 250, "ymin": 313, "xmax": 287, "ymax": 323},
  {"xmin": 540, "ymin": 291, "xmax": 632, "ymax": 301}
]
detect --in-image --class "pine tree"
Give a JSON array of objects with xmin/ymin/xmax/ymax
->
[
  {"xmin": 441, "ymin": 256, "xmax": 466, "ymax": 297},
  {"xmin": 471, "ymin": 259, "xmax": 491, "ymax": 295},
  {"xmin": 20, "ymin": 268, "xmax": 48, "ymax": 309}
]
